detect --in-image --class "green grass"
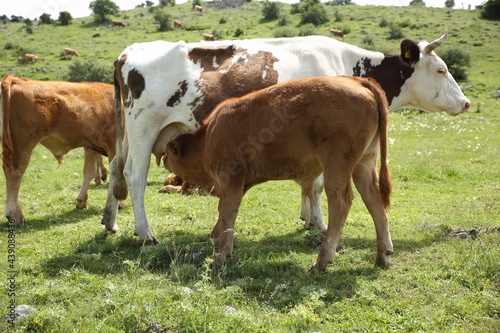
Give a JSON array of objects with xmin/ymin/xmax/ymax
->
[{"xmin": 1, "ymin": 2, "xmax": 499, "ymax": 332}]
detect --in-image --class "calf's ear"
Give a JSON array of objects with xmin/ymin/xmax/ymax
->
[
  {"xmin": 167, "ymin": 141, "xmax": 182, "ymax": 157},
  {"xmin": 400, "ymin": 39, "xmax": 420, "ymax": 65}
]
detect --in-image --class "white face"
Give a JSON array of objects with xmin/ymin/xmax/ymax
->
[{"xmin": 394, "ymin": 42, "xmax": 470, "ymax": 116}]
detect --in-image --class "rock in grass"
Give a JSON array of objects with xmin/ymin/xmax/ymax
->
[{"xmin": 4, "ymin": 304, "xmax": 36, "ymax": 322}]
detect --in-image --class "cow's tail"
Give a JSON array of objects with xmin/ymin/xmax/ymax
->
[
  {"xmin": 112, "ymin": 62, "xmax": 128, "ymax": 201},
  {"xmin": 364, "ymin": 78, "xmax": 392, "ymax": 210},
  {"xmin": 1, "ymin": 74, "xmax": 15, "ymax": 173}
]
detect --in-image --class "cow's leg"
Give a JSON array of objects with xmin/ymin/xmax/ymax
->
[
  {"xmin": 123, "ymin": 141, "xmax": 157, "ymax": 244},
  {"xmin": 214, "ymin": 186, "xmax": 243, "ymax": 266},
  {"xmin": 77, "ymin": 148, "xmax": 100, "ymax": 209},
  {"xmin": 3, "ymin": 148, "xmax": 33, "ymax": 226},
  {"xmin": 101, "ymin": 156, "xmax": 121, "ymax": 233},
  {"xmin": 299, "ymin": 174, "xmax": 326, "ymax": 232},
  {"xmin": 96, "ymin": 155, "xmax": 108, "ymax": 184},
  {"xmin": 352, "ymin": 155, "xmax": 393, "ymax": 267},
  {"xmin": 310, "ymin": 173, "xmax": 353, "ymax": 272}
]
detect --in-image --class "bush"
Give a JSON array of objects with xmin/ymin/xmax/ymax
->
[
  {"xmin": 262, "ymin": 0, "xmax": 283, "ymax": 20},
  {"xmin": 299, "ymin": 23, "xmax": 316, "ymax": 36},
  {"xmin": 65, "ymin": 59, "xmax": 113, "ymax": 83},
  {"xmin": 379, "ymin": 18, "xmax": 389, "ymax": 27},
  {"xmin": 219, "ymin": 17, "xmax": 227, "ymax": 24},
  {"xmin": 299, "ymin": 0, "xmax": 329, "ymax": 26},
  {"xmin": 234, "ymin": 28, "xmax": 244, "ymax": 37},
  {"xmin": 273, "ymin": 27, "xmax": 298, "ymax": 38},
  {"xmin": 58, "ymin": 11, "xmax": 72, "ymax": 25},
  {"xmin": 480, "ymin": 0, "xmax": 500, "ymax": 20},
  {"xmin": 388, "ymin": 24, "xmax": 404, "ymax": 39},
  {"xmin": 153, "ymin": 8, "xmax": 173, "ymax": 31},
  {"xmin": 439, "ymin": 48, "xmax": 471, "ymax": 81},
  {"xmin": 39, "ymin": 13, "xmax": 52, "ymax": 24},
  {"xmin": 277, "ymin": 15, "xmax": 290, "ymax": 26}
]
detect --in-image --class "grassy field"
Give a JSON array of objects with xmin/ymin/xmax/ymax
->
[{"xmin": 1, "ymin": 2, "xmax": 499, "ymax": 332}]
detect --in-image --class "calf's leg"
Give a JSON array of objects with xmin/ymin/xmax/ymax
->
[
  {"xmin": 214, "ymin": 187, "xmax": 243, "ymax": 266},
  {"xmin": 77, "ymin": 148, "xmax": 101, "ymax": 209},
  {"xmin": 299, "ymin": 175, "xmax": 326, "ymax": 232},
  {"xmin": 310, "ymin": 177, "xmax": 353, "ymax": 272},
  {"xmin": 352, "ymin": 156, "xmax": 393, "ymax": 267}
]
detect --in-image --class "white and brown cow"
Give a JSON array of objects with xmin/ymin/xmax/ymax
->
[
  {"xmin": 164, "ymin": 76, "xmax": 392, "ymax": 270},
  {"xmin": 1, "ymin": 74, "xmax": 119, "ymax": 226},
  {"xmin": 102, "ymin": 31, "xmax": 470, "ymax": 243},
  {"xmin": 194, "ymin": 5, "xmax": 204, "ymax": 14}
]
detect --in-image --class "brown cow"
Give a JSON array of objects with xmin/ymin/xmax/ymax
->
[
  {"xmin": 111, "ymin": 20, "xmax": 125, "ymax": 27},
  {"xmin": 24, "ymin": 54, "xmax": 38, "ymax": 63},
  {"xmin": 173, "ymin": 20, "xmax": 183, "ymax": 28},
  {"xmin": 163, "ymin": 76, "xmax": 393, "ymax": 272},
  {"xmin": 329, "ymin": 29, "xmax": 344, "ymax": 39},
  {"xmin": 1, "ymin": 74, "xmax": 120, "ymax": 226},
  {"xmin": 194, "ymin": 5, "xmax": 204, "ymax": 13},
  {"xmin": 64, "ymin": 48, "xmax": 79, "ymax": 56},
  {"xmin": 202, "ymin": 33, "xmax": 215, "ymax": 41},
  {"xmin": 17, "ymin": 57, "xmax": 25, "ymax": 65}
]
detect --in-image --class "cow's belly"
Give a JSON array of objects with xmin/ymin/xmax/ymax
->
[{"xmin": 248, "ymin": 155, "xmax": 322, "ymax": 183}]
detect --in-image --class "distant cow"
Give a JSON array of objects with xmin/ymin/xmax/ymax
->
[
  {"xmin": 103, "ymin": 31, "xmax": 470, "ymax": 244},
  {"xmin": 164, "ymin": 76, "xmax": 393, "ymax": 271},
  {"xmin": 112, "ymin": 20, "xmax": 125, "ymax": 27},
  {"xmin": 64, "ymin": 48, "xmax": 79, "ymax": 56},
  {"xmin": 194, "ymin": 5, "xmax": 204, "ymax": 13},
  {"xmin": 0, "ymin": 74, "xmax": 121, "ymax": 226},
  {"xmin": 24, "ymin": 54, "xmax": 38, "ymax": 63},
  {"xmin": 17, "ymin": 57, "xmax": 25, "ymax": 65},
  {"xmin": 329, "ymin": 29, "xmax": 344, "ymax": 39},
  {"xmin": 203, "ymin": 33, "xmax": 215, "ymax": 41},
  {"xmin": 173, "ymin": 20, "xmax": 182, "ymax": 28}
]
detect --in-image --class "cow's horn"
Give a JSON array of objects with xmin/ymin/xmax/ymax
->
[{"xmin": 424, "ymin": 29, "xmax": 448, "ymax": 54}]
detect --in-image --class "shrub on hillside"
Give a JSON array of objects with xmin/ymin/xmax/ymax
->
[
  {"xmin": 58, "ymin": 11, "xmax": 72, "ymax": 25},
  {"xmin": 262, "ymin": 0, "xmax": 283, "ymax": 20},
  {"xmin": 439, "ymin": 48, "xmax": 471, "ymax": 81},
  {"xmin": 153, "ymin": 8, "xmax": 173, "ymax": 31},
  {"xmin": 299, "ymin": 0, "xmax": 329, "ymax": 26},
  {"xmin": 273, "ymin": 27, "xmax": 298, "ymax": 38},
  {"xmin": 65, "ymin": 59, "xmax": 113, "ymax": 83},
  {"xmin": 480, "ymin": 0, "xmax": 500, "ymax": 20},
  {"xmin": 89, "ymin": 0, "xmax": 120, "ymax": 23},
  {"xmin": 388, "ymin": 24, "xmax": 404, "ymax": 39}
]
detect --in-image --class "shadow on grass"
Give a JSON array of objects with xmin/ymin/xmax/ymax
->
[{"xmin": 38, "ymin": 224, "xmax": 450, "ymax": 308}]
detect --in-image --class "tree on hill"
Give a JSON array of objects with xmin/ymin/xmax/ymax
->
[
  {"xmin": 409, "ymin": 0, "xmax": 426, "ymax": 6},
  {"xmin": 262, "ymin": 0, "xmax": 283, "ymax": 20},
  {"xmin": 159, "ymin": 0, "xmax": 175, "ymax": 7},
  {"xmin": 480, "ymin": 0, "xmax": 500, "ymax": 20},
  {"xmin": 299, "ymin": 0, "xmax": 329, "ymax": 26},
  {"xmin": 444, "ymin": 0, "xmax": 455, "ymax": 8},
  {"xmin": 58, "ymin": 11, "xmax": 72, "ymax": 25},
  {"xmin": 89, "ymin": 0, "xmax": 120, "ymax": 23},
  {"xmin": 39, "ymin": 13, "xmax": 52, "ymax": 24},
  {"xmin": 153, "ymin": 8, "xmax": 173, "ymax": 31}
]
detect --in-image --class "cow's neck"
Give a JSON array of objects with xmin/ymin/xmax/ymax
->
[{"xmin": 353, "ymin": 54, "xmax": 414, "ymax": 111}]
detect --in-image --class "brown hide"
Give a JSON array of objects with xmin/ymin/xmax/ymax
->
[
  {"xmin": 164, "ymin": 76, "xmax": 393, "ymax": 271},
  {"xmin": 1, "ymin": 74, "xmax": 119, "ymax": 225}
]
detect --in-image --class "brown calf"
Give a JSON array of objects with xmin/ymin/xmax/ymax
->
[
  {"xmin": 164, "ymin": 76, "xmax": 393, "ymax": 272},
  {"xmin": 1, "ymin": 74, "xmax": 119, "ymax": 226},
  {"xmin": 194, "ymin": 5, "xmax": 204, "ymax": 13},
  {"xmin": 202, "ymin": 33, "xmax": 215, "ymax": 41},
  {"xmin": 173, "ymin": 20, "xmax": 183, "ymax": 28},
  {"xmin": 111, "ymin": 20, "xmax": 125, "ymax": 27},
  {"xmin": 64, "ymin": 48, "xmax": 79, "ymax": 56},
  {"xmin": 329, "ymin": 29, "xmax": 344, "ymax": 39}
]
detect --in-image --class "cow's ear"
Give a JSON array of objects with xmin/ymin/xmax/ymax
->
[
  {"xmin": 167, "ymin": 141, "xmax": 182, "ymax": 157},
  {"xmin": 400, "ymin": 39, "xmax": 420, "ymax": 65}
]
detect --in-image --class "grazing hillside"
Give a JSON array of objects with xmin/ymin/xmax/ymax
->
[{"xmin": 0, "ymin": 2, "xmax": 499, "ymax": 332}]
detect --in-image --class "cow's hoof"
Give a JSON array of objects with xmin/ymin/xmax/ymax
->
[
  {"xmin": 76, "ymin": 200, "xmax": 87, "ymax": 210},
  {"xmin": 7, "ymin": 216, "xmax": 24, "ymax": 227}
]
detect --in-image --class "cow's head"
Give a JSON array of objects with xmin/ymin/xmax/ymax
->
[{"xmin": 395, "ymin": 30, "xmax": 470, "ymax": 116}]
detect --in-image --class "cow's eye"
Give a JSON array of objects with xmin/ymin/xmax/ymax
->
[{"xmin": 437, "ymin": 68, "xmax": 446, "ymax": 75}]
